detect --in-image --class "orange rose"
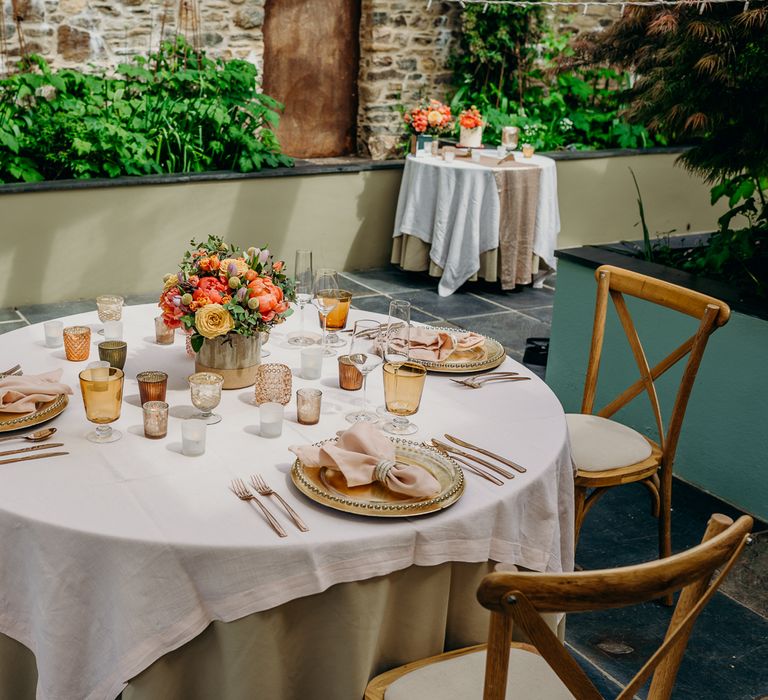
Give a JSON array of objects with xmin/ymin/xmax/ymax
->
[{"xmin": 272, "ymin": 261, "xmax": 284, "ymax": 273}]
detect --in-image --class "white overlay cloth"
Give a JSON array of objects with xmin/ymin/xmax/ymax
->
[
  {"xmin": 393, "ymin": 154, "xmax": 561, "ymax": 296},
  {"xmin": 0, "ymin": 305, "xmax": 574, "ymax": 700}
]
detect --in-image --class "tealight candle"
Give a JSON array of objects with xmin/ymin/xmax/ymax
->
[
  {"xmin": 44, "ymin": 321, "xmax": 63, "ymax": 348},
  {"xmin": 260, "ymin": 402, "xmax": 284, "ymax": 438},
  {"xmin": 182, "ymin": 419, "xmax": 206, "ymax": 456}
]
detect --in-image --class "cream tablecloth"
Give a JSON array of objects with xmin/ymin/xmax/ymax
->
[
  {"xmin": 0, "ymin": 304, "xmax": 573, "ymax": 700},
  {"xmin": 392, "ymin": 153, "xmax": 560, "ymax": 295}
]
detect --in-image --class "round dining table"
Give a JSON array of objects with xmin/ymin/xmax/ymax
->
[{"xmin": 0, "ymin": 304, "xmax": 573, "ymax": 700}]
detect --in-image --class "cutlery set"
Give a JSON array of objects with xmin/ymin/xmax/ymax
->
[
  {"xmin": 449, "ymin": 371, "xmax": 531, "ymax": 388},
  {"xmin": 0, "ymin": 427, "xmax": 68, "ymax": 465},
  {"xmin": 431, "ymin": 434, "xmax": 525, "ymax": 486},
  {"xmin": 230, "ymin": 474, "xmax": 309, "ymax": 537}
]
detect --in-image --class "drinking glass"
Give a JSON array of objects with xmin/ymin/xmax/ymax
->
[
  {"xmin": 319, "ymin": 290, "xmax": 352, "ymax": 347},
  {"xmin": 288, "ymin": 249, "xmax": 315, "ymax": 346},
  {"xmin": 312, "ymin": 268, "xmax": 340, "ymax": 357},
  {"xmin": 79, "ymin": 367, "xmax": 124, "ymax": 443},
  {"xmin": 188, "ymin": 372, "xmax": 224, "ymax": 425},
  {"xmin": 260, "ymin": 330, "xmax": 271, "ymax": 358},
  {"xmin": 381, "ymin": 361, "xmax": 427, "ymax": 436},
  {"xmin": 345, "ymin": 320, "xmax": 384, "ymax": 424}
]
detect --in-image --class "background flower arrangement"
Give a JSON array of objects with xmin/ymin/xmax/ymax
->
[
  {"xmin": 458, "ymin": 106, "xmax": 484, "ymax": 131},
  {"xmin": 403, "ymin": 99, "xmax": 453, "ymax": 136},
  {"xmin": 159, "ymin": 235, "xmax": 295, "ymax": 353}
]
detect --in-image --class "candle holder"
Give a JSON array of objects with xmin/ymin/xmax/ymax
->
[
  {"xmin": 137, "ymin": 371, "xmax": 168, "ymax": 405},
  {"xmin": 297, "ymin": 389, "xmax": 322, "ymax": 425},
  {"xmin": 142, "ymin": 401, "xmax": 169, "ymax": 439},
  {"xmin": 63, "ymin": 326, "xmax": 91, "ymax": 362},
  {"xmin": 338, "ymin": 355, "xmax": 363, "ymax": 391},
  {"xmin": 254, "ymin": 364, "xmax": 292, "ymax": 406},
  {"xmin": 98, "ymin": 341, "xmax": 127, "ymax": 370},
  {"xmin": 155, "ymin": 316, "xmax": 175, "ymax": 345},
  {"xmin": 96, "ymin": 295, "xmax": 124, "ymax": 322},
  {"xmin": 188, "ymin": 372, "xmax": 224, "ymax": 425}
]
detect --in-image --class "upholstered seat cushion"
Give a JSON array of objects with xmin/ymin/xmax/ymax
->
[
  {"xmin": 384, "ymin": 646, "xmax": 574, "ymax": 700},
  {"xmin": 565, "ymin": 413, "xmax": 653, "ymax": 471}
]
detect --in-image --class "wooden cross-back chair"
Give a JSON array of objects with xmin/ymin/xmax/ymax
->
[
  {"xmin": 567, "ymin": 265, "xmax": 730, "ymax": 564},
  {"xmin": 364, "ymin": 513, "xmax": 753, "ymax": 700}
]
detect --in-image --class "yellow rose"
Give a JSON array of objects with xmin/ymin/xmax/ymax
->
[
  {"xmin": 219, "ymin": 258, "xmax": 249, "ymax": 277},
  {"xmin": 195, "ymin": 304, "xmax": 235, "ymax": 339},
  {"xmin": 163, "ymin": 274, "xmax": 178, "ymax": 291}
]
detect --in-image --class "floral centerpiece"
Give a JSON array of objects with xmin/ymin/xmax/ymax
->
[
  {"xmin": 458, "ymin": 106, "xmax": 485, "ymax": 148},
  {"xmin": 159, "ymin": 235, "xmax": 294, "ymax": 388},
  {"xmin": 403, "ymin": 99, "xmax": 453, "ymax": 153}
]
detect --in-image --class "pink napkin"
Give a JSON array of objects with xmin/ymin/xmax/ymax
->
[
  {"xmin": 388, "ymin": 327, "xmax": 485, "ymax": 362},
  {"xmin": 289, "ymin": 422, "xmax": 441, "ymax": 498},
  {"xmin": 0, "ymin": 369, "xmax": 73, "ymax": 414}
]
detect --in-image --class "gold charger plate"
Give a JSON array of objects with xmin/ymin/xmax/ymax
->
[
  {"xmin": 291, "ymin": 438, "xmax": 465, "ymax": 518},
  {"xmin": 0, "ymin": 394, "xmax": 69, "ymax": 433},
  {"xmin": 417, "ymin": 326, "xmax": 506, "ymax": 374}
]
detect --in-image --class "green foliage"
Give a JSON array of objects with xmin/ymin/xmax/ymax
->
[
  {"xmin": 0, "ymin": 38, "xmax": 292, "ymax": 184},
  {"xmin": 449, "ymin": 9, "xmax": 663, "ymax": 151}
]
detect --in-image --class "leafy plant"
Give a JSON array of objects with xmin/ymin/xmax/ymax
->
[
  {"xmin": 448, "ymin": 8, "xmax": 664, "ymax": 151},
  {"xmin": 0, "ymin": 37, "xmax": 292, "ymax": 184}
]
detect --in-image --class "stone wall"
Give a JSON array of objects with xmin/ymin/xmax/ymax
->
[{"xmin": 0, "ymin": 0, "xmax": 618, "ymax": 160}]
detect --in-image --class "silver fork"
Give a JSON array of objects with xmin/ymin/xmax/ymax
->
[
  {"xmin": 250, "ymin": 474, "xmax": 310, "ymax": 532},
  {"xmin": 449, "ymin": 372, "xmax": 530, "ymax": 388},
  {"xmin": 230, "ymin": 478, "xmax": 287, "ymax": 537}
]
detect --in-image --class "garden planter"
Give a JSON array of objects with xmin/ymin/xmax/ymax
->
[
  {"xmin": 546, "ymin": 243, "xmax": 768, "ymax": 521},
  {"xmin": 195, "ymin": 333, "xmax": 262, "ymax": 389}
]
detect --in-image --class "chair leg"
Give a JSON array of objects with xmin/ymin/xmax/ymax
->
[
  {"xmin": 574, "ymin": 485, "xmax": 587, "ymax": 548},
  {"xmin": 640, "ymin": 476, "xmax": 661, "ymax": 518},
  {"xmin": 659, "ymin": 468, "xmax": 673, "ymax": 605}
]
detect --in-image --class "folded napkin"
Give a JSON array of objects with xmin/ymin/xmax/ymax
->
[
  {"xmin": 289, "ymin": 422, "xmax": 441, "ymax": 499},
  {"xmin": 387, "ymin": 327, "xmax": 485, "ymax": 362},
  {"xmin": 0, "ymin": 369, "xmax": 73, "ymax": 414}
]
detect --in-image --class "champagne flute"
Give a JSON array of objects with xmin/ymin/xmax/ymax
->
[
  {"xmin": 79, "ymin": 367, "xmax": 124, "ymax": 443},
  {"xmin": 345, "ymin": 320, "xmax": 384, "ymax": 424},
  {"xmin": 288, "ymin": 249, "xmax": 315, "ymax": 346},
  {"xmin": 312, "ymin": 268, "xmax": 340, "ymax": 357}
]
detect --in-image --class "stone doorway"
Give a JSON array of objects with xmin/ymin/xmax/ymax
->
[{"xmin": 262, "ymin": 0, "xmax": 360, "ymax": 158}]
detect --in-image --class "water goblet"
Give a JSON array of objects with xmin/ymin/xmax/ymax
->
[
  {"xmin": 381, "ymin": 361, "xmax": 427, "ymax": 436},
  {"xmin": 312, "ymin": 268, "xmax": 340, "ymax": 357},
  {"xmin": 189, "ymin": 372, "xmax": 224, "ymax": 425},
  {"xmin": 345, "ymin": 320, "xmax": 384, "ymax": 424},
  {"xmin": 79, "ymin": 366, "xmax": 124, "ymax": 443},
  {"xmin": 288, "ymin": 249, "xmax": 316, "ymax": 346},
  {"xmin": 320, "ymin": 290, "xmax": 353, "ymax": 347}
]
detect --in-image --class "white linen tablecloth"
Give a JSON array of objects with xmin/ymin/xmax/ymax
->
[
  {"xmin": 0, "ymin": 305, "xmax": 573, "ymax": 700},
  {"xmin": 392, "ymin": 154, "xmax": 561, "ymax": 296}
]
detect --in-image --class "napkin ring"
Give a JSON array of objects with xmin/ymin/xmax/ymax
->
[{"xmin": 374, "ymin": 459, "xmax": 396, "ymax": 483}]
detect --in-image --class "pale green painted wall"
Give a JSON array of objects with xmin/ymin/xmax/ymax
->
[{"xmin": 546, "ymin": 258, "xmax": 768, "ymax": 522}]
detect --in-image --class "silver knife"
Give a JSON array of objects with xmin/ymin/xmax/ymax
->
[
  {"xmin": 0, "ymin": 443, "xmax": 65, "ymax": 458},
  {"xmin": 0, "ymin": 451, "xmax": 69, "ymax": 466},
  {"xmin": 431, "ymin": 438, "xmax": 515, "ymax": 479},
  {"xmin": 430, "ymin": 441, "xmax": 504, "ymax": 486},
  {"xmin": 444, "ymin": 434, "xmax": 526, "ymax": 474}
]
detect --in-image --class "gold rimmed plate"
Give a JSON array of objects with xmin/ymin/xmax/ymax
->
[
  {"xmin": 0, "ymin": 394, "xmax": 69, "ymax": 433},
  {"xmin": 291, "ymin": 437, "xmax": 465, "ymax": 518},
  {"xmin": 417, "ymin": 326, "xmax": 506, "ymax": 374}
]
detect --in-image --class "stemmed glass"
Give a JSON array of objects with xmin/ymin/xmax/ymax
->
[
  {"xmin": 376, "ymin": 300, "xmax": 411, "ymax": 417},
  {"xmin": 345, "ymin": 320, "xmax": 384, "ymax": 424},
  {"xmin": 380, "ymin": 310, "xmax": 427, "ymax": 436},
  {"xmin": 79, "ymin": 367, "xmax": 124, "ymax": 443},
  {"xmin": 189, "ymin": 372, "xmax": 224, "ymax": 425},
  {"xmin": 312, "ymin": 268, "xmax": 340, "ymax": 357},
  {"xmin": 288, "ymin": 250, "xmax": 315, "ymax": 346}
]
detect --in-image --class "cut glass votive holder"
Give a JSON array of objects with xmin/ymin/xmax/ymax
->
[
  {"xmin": 96, "ymin": 295, "xmax": 124, "ymax": 322},
  {"xmin": 254, "ymin": 364, "xmax": 292, "ymax": 406},
  {"xmin": 155, "ymin": 316, "xmax": 175, "ymax": 345},
  {"xmin": 297, "ymin": 389, "xmax": 322, "ymax": 425},
  {"xmin": 63, "ymin": 326, "xmax": 91, "ymax": 361},
  {"xmin": 98, "ymin": 340, "xmax": 127, "ymax": 370},
  {"xmin": 143, "ymin": 401, "xmax": 169, "ymax": 439},
  {"xmin": 44, "ymin": 320, "xmax": 64, "ymax": 348},
  {"xmin": 137, "ymin": 371, "xmax": 168, "ymax": 405}
]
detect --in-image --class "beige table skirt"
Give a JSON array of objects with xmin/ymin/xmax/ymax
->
[
  {"xmin": 391, "ymin": 235, "xmax": 542, "ymax": 286},
  {"xmin": 0, "ymin": 561, "xmax": 550, "ymax": 700}
]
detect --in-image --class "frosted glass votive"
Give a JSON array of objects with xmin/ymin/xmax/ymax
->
[
  {"xmin": 300, "ymin": 346, "xmax": 324, "ymax": 380},
  {"xmin": 443, "ymin": 150, "xmax": 455, "ymax": 162},
  {"xmin": 182, "ymin": 419, "xmax": 207, "ymax": 456},
  {"xmin": 260, "ymin": 402, "xmax": 284, "ymax": 438},
  {"xmin": 44, "ymin": 321, "xmax": 63, "ymax": 348},
  {"xmin": 103, "ymin": 320, "xmax": 123, "ymax": 341}
]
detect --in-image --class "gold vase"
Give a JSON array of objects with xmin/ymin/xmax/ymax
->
[{"xmin": 194, "ymin": 333, "xmax": 262, "ymax": 389}]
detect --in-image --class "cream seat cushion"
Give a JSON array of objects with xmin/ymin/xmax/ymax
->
[
  {"xmin": 565, "ymin": 413, "xmax": 653, "ymax": 471},
  {"xmin": 384, "ymin": 646, "xmax": 574, "ymax": 700}
]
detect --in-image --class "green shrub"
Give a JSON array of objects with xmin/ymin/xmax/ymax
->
[{"xmin": 0, "ymin": 37, "xmax": 292, "ymax": 183}]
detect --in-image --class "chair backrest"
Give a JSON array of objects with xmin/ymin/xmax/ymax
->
[
  {"xmin": 581, "ymin": 265, "xmax": 730, "ymax": 466},
  {"xmin": 477, "ymin": 513, "xmax": 752, "ymax": 700}
]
